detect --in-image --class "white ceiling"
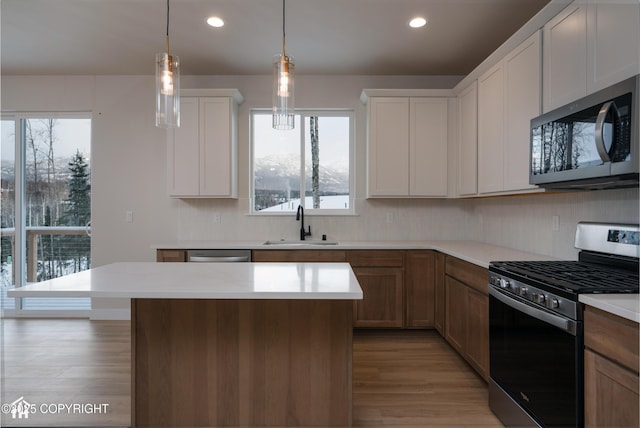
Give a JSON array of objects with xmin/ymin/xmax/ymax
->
[{"xmin": 1, "ymin": 0, "xmax": 551, "ymax": 76}]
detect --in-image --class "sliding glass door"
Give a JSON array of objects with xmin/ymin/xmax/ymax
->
[{"xmin": 1, "ymin": 115, "xmax": 91, "ymax": 316}]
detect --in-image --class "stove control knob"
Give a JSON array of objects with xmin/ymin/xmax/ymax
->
[
  {"xmin": 512, "ymin": 285, "xmax": 520, "ymax": 295},
  {"xmin": 519, "ymin": 287, "xmax": 528, "ymax": 297},
  {"xmin": 546, "ymin": 298, "xmax": 559, "ymax": 309},
  {"xmin": 499, "ymin": 279, "xmax": 510, "ymax": 289},
  {"xmin": 533, "ymin": 294, "xmax": 545, "ymax": 305}
]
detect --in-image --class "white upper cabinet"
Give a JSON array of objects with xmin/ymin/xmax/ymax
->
[
  {"xmin": 167, "ymin": 89, "xmax": 243, "ymax": 198},
  {"xmin": 543, "ymin": 1, "xmax": 587, "ymax": 112},
  {"xmin": 457, "ymin": 81, "xmax": 478, "ymax": 197},
  {"xmin": 478, "ymin": 31, "xmax": 542, "ymax": 195},
  {"xmin": 478, "ymin": 63, "xmax": 505, "ymax": 194},
  {"xmin": 504, "ymin": 31, "xmax": 541, "ymax": 192},
  {"xmin": 363, "ymin": 90, "xmax": 451, "ymax": 198},
  {"xmin": 410, "ymin": 98, "xmax": 449, "ymax": 197},
  {"xmin": 543, "ymin": 0, "xmax": 640, "ymax": 112},
  {"xmin": 367, "ymin": 97, "xmax": 410, "ymax": 196},
  {"xmin": 586, "ymin": 0, "xmax": 640, "ymax": 94}
]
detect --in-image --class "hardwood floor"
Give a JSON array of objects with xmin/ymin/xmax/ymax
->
[{"xmin": 0, "ymin": 319, "xmax": 502, "ymax": 427}]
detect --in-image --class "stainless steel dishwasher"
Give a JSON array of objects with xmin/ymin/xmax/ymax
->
[{"xmin": 186, "ymin": 249, "xmax": 252, "ymax": 262}]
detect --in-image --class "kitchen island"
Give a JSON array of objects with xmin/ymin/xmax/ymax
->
[{"xmin": 9, "ymin": 262, "xmax": 363, "ymax": 427}]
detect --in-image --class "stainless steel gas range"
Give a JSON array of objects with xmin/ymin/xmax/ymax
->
[{"xmin": 488, "ymin": 222, "xmax": 639, "ymax": 427}]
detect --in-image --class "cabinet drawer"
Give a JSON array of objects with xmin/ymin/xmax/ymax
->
[
  {"xmin": 347, "ymin": 250, "xmax": 404, "ymax": 267},
  {"xmin": 445, "ymin": 256, "xmax": 487, "ymax": 294},
  {"xmin": 156, "ymin": 249, "xmax": 187, "ymax": 262},
  {"xmin": 252, "ymin": 250, "xmax": 346, "ymax": 263},
  {"xmin": 585, "ymin": 306, "xmax": 639, "ymax": 373}
]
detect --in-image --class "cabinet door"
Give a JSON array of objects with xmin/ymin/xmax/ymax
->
[
  {"xmin": 503, "ymin": 31, "xmax": 541, "ymax": 192},
  {"xmin": 405, "ymin": 251, "xmax": 435, "ymax": 328},
  {"xmin": 353, "ymin": 267, "xmax": 404, "ymax": 328},
  {"xmin": 444, "ymin": 276, "xmax": 467, "ymax": 355},
  {"xmin": 367, "ymin": 98, "xmax": 410, "ymax": 196},
  {"xmin": 457, "ymin": 81, "xmax": 478, "ymax": 196},
  {"xmin": 410, "ymin": 98, "xmax": 448, "ymax": 196},
  {"xmin": 200, "ymin": 97, "xmax": 235, "ymax": 197},
  {"xmin": 585, "ymin": 349, "xmax": 639, "ymax": 428},
  {"xmin": 543, "ymin": 2, "xmax": 587, "ymax": 112},
  {"xmin": 587, "ymin": 0, "xmax": 640, "ymax": 94},
  {"xmin": 434, "ymin": 252, "xmax": 446, "ymax": 335},
  {"xmin": 466, "ymin": 288, "xmax": 489, "ymax": 381},
  {"xmin": 478, "ymin": 63, "xmax": 505, "ymax": 194},
  {"xmin": 168, "ymin": 97, "xmax": 200, "ymax": 196}
]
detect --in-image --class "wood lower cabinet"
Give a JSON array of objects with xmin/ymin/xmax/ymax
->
[
  {"xmin": 434, "ymin": 252, "xmax": 446, "ymax": 335},
  {"xmin": 169, "ymin": 248, "xmax": 438, "ymax": 329},
  {"xmin": 348, "ymin": 251, "xmax": 405, "ymax": 328},
  {"xmin": 584, "ymin": 306, "xmax": 639, "ymax": 428},
  {"xmin": 444, "ymin": 256, "xmax": 489, "ymax": 381},
  {"xmin": 251, "ymin": 250, "xmax": 346, "ymax": 263},
  {"xmin": 465, "ymin": 288, "xmax": 489, "ymax": 379},
  {"xmin": 156, "ymin": 249, "xmax": 187, "ymax": 262},
  {"xmin": 405, "ymin": 251, "xmax": 436, "ymax": 328},
  {"xmin": 444, "ymin": 276, "xmax": 467, "ymax": 355},
  {"xmin": 351, "ymin": 266, "xmax": 404, "ymax": 328}
]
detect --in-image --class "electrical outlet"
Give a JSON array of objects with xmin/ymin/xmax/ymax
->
[
  {"xmin": 213, "ymin": 213, "xmax": 221, "ymax": 224},
  {"xmin": 552, "ymin": 215, "xmax": 560, "ymax": 231},
  {"xmin": 125, "ymin": 210, "xmax": 133, "ymax": 223},
  {"xmin": 386, "ymin": 212, "xmax": 394, "ymax": 224}
]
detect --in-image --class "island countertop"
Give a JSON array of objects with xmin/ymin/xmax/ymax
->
[{"xmin": 7, "ymin": 262, "xmax": 363, "ymax": 300}]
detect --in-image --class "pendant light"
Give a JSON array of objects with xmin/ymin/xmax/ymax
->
[
  {"xmin": 155, "ymin": 0, "xmax": 180, "ymax": 128},
  {"xmin": 272, "ymin": 0, "xmax": 295, "ymax": 130}
]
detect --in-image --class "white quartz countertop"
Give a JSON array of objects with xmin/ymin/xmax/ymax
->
[
  {"xmin": 579, "ymin": 294, "xmax": 640, "ymax": 323},
  {"xmin": 155, "ymin": 240, "xmax": 558, "ymax": 269},
  {"xmin": 7, "ymin": 262, "xmax": 363, "ymax": 300}
]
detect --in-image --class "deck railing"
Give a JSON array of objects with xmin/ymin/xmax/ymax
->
[{"xmin": 1, "ymin": 226, "xmax": 91, "ymax": 284}]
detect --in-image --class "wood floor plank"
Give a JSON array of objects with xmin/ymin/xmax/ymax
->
[{"xmin": 1, "ymin": 320, "xmax": 502, "ymax": 427}]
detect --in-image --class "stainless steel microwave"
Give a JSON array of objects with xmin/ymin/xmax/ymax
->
[{"xmin": 530, "ymin": 75, "xmax": 639, "ymax": 190}]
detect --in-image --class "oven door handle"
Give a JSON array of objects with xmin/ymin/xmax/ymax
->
[{"xmin": 489, "ymin": 287, "xmax": 577, "ymax": 335}]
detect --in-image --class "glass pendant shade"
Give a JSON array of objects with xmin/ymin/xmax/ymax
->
[
  {"xmin": 272, "ymin": 53, "xmax": 295, "ymax": 130},
  {"xmin": 155, "ymin": 52, "xmax": 180, "ymax": 128}
]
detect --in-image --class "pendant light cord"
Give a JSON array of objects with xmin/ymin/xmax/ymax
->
[
  {"xmin": 165, "ymin": 0, "xmax": 170, "ymax": 54},
  {"xmin": 282, "ymin": 0, "xmax": 286, "ymax": 57}
]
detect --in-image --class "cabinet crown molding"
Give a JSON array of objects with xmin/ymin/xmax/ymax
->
[{"xmin": 360, "ymin": 89, "xmax": 455, "ymax": 103}]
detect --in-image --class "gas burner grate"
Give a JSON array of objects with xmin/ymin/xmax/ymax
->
[{"xmin": 491, "ymin": 260, "xmax": 639, "ymax": 294}]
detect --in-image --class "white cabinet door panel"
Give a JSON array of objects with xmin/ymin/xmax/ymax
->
[
  {"xmin": 587, "ymin": 0, "xmax": 640, "ymax": 93},
  {"xmin": 504, "ymin": 32, "xmax": 541, "ymax": 192},
  {"xmin": 543, "ymin": 2, "xmax": 587, "ymax": 112},
  {"xmin": 200, "ymin": 98, "xmax": 232, "ymax": 196},
  {"xmin": 410, "ymin": 98, "xmax": 448, "ymax": 196},
  {"xmin": 368, "ymin": 98, "xmax": 410, "ymax": 196},
  {"xmin": 478, "ymin": 63, "xmax": 505, "ymax": 194},
  {"xmin": 457, "ymin": 82, "xmax": 478, "ymax": 196},
  {"xmin": 168, "ymin": 97, "xmax": 199, "ymax": 196}
]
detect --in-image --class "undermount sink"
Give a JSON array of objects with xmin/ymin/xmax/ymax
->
[{"xmin": 262, "ymin": 239, "xmax": 339, "ymax": 246}]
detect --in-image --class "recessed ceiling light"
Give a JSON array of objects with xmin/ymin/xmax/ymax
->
[
  {"xmin": 409, "ymin": 17, "xmax": 427, "ymax": 28},
  {"xmin": 206, "ymin": 16, "xmax": 224, "ymax": 28}
]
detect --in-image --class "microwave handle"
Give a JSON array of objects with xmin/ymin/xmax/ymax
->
[{"xmin": 595, "ymin": 101, "xmax": 620, "ymax": 163}]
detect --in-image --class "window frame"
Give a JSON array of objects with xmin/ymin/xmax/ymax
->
[
  {"xmin": 250, "ymin": 108, "xmax": 356, "ymax": 216},
  {"xmin": 1, "ymin": 112, "xmax": 92, "ymax": 317}
]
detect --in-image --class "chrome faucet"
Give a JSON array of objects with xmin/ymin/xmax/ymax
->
[{"xmin": 296, "ymin": 205, "xmax": 312, "ymax": 240}]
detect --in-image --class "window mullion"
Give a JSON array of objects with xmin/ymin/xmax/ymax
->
[
  {"xmin": 299, "ymin": 115, "xmax": 306, "ymax": 208},
  {"xmin": 15, "ymin": 119, "xmax": 26, "ymax": 294}
]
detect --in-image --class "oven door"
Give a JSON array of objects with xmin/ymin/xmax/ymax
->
[{"xmin": 489, "ymin": 287, "xmax": 583, "ymax": 428}]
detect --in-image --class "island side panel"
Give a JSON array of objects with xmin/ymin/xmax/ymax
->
[{"xmin": 131, "ymin": 298, "xmax": 353, "ymax": 427}]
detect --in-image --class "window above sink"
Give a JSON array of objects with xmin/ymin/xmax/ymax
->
[{"xmin": 250, "ymin": 109, "xmax": 355, "ymax": 216}]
